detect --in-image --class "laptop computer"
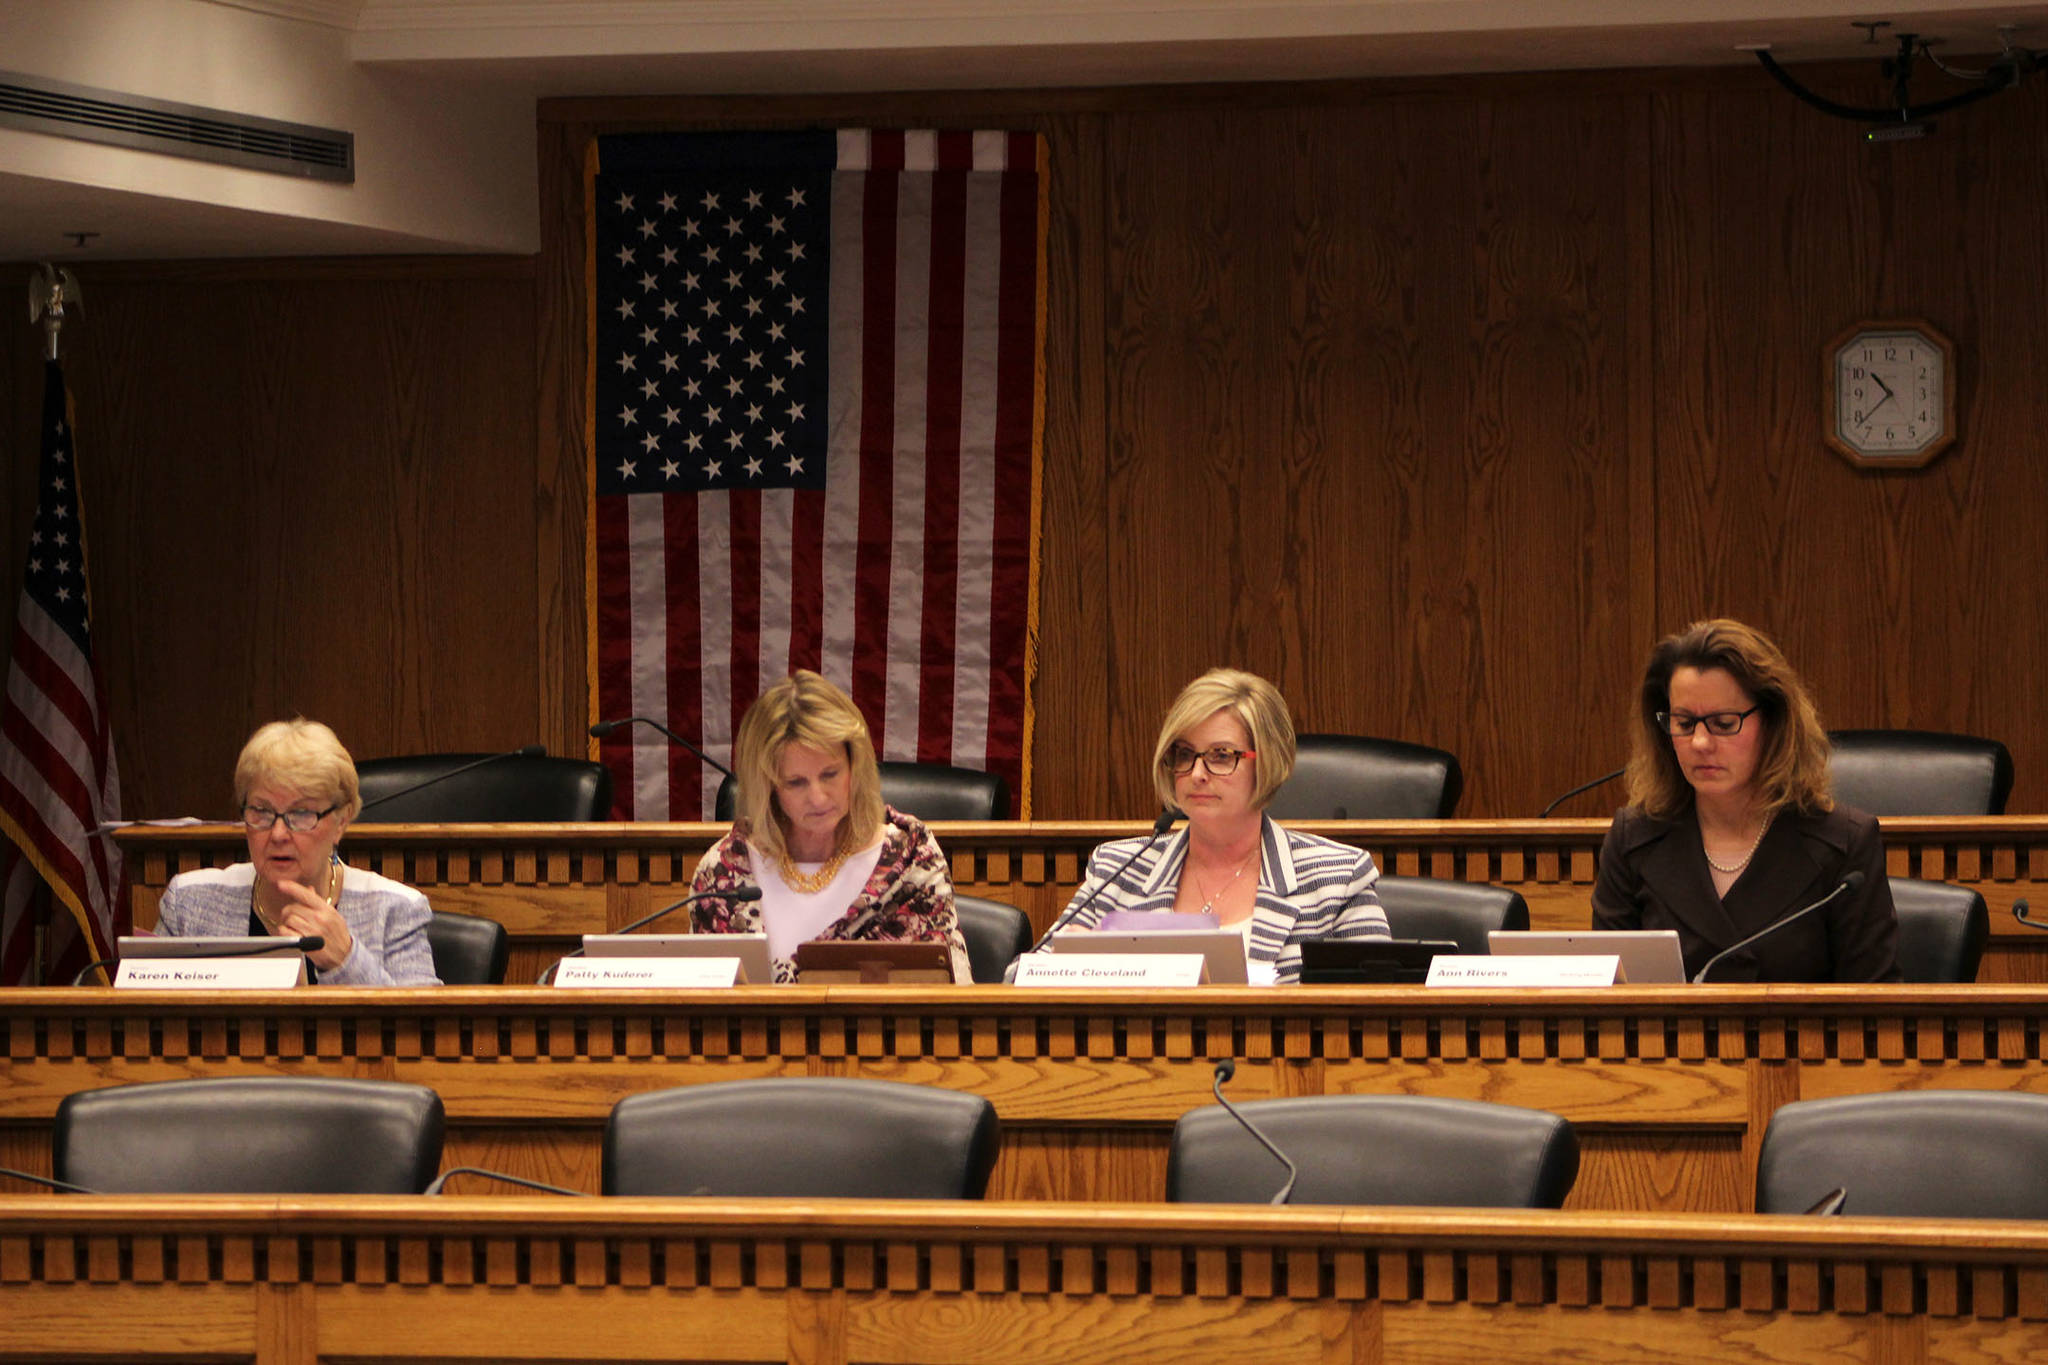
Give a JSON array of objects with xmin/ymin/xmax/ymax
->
[
  {"xmin": 1047, "ymin": 928, "xmax": 1249, "ymax": 984},
  {"xmin": 582, "ymin": 932, "xmax": 773, "ymax": 984},
  {"xmin": 1485, "ymin": 929, "xmax": 1687, "ymax": 984}
]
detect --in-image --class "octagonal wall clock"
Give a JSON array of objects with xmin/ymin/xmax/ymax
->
[{"xmin": 1824, "ymin": 320, "xmax": 1957, "ymax": 469}]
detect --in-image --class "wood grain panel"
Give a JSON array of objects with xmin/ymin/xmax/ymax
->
[
  {"xmin": 4, "ymin": 59, "xmax": 2046, "ymax": 837},
  {"xmin": 1, "ymin": 260, "xmax": 539, "ymax": 821}
]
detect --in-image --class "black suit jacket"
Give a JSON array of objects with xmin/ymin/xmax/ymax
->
[{"xmin": 1591, "ymin": 804, "xmax": 1900, "ymax": 982}]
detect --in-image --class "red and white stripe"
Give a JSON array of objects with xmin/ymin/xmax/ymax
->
[{"xmin": 597, "ymin": 128, "xmax": 1040, "ymax": 820}]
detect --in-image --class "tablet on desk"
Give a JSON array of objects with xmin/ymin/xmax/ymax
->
[
  {"xmin": 1047, "ymin": 928, "xmax": 1249, "ymax": 985},
  {"xmin": 1299, "ymin": 938, "xmax": 1460, "ymax": 985},
  {"xmin": 1486, "ymin": 929, "xmax": 1686, "ymax": 984},
  {"xmin": 582, "ymin": 932, "xmax": 773, "ymax": 984}
]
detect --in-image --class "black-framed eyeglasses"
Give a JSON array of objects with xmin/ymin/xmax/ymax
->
[
  {"xmin": 1164, "ymin": 744, "xmax": 1256, "ymax": 777},
  {"xmin": 1656, "ymin": 707, "xmax": 1760, "ymax": 739},
  {"xmin": 242, "ymin": 804, "xmax": 338, "ymax": 833}
]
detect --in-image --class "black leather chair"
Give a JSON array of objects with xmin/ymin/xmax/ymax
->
[
  {"xmin": 1829, "ymin": 729, "xmax": 2013, "ymax": 816},
  {"xmin": 603, "ymin": 1078, "xmax": 999, "ymax": 1198},
  {"xmin": 1263, "ymin": 734, "xmax": 1463, "ymax": 820},
  {"xmin": 356, "ymin": 753, "xmax": 612, "ymax": 822},
  {"xmin": 425, "ymin": 909, "xmax": 511, "ymax": 985},
  {"xmin": 53, "ymin": 1077, "xmax": 444, "ymax": 1194},
  {"xmin": 1167, "ymin": 1095, "xmax": 1579, "ymax": 1208},
  {"xmin": 1756, "ymin": 1091, "xmax": 2048, "ymax": 1217},
  {"xmin": 1889, "ymin": 877, "xmax": 1989, "ymax": 984},
  {"xmin": 714, "ymin": 761, "xmax": 1010, "ymax": 822},
  {"xmin": 955, "ymin": 895, "xmax": 1032, "ymax": 984},
  {"xmin": 1374, "ymin": 875, "xmax": 1529, "ymax": 954}
]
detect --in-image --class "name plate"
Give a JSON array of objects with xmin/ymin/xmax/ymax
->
[
  {"xmin": 1425, "ymin": 955, "xmax": 1622, "ymax": 988},
  {"xmin": 553, "ymin": 957, "xmax": 742, "ymax": 989},
  {"xmin": 115, "ymin": 957, "xmax": 304, "ymax": 989},
  {"xmin": 1014, "ymin": 953, "xmax": 1207, "ymax": 987}
]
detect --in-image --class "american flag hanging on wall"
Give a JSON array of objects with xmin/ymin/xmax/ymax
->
[
  {"xmin": 0, "ymin": 357, "xmax": 127, "ymax": 984},
  {"xmin": 587, "ymin": 129, "xmax": 1045, "ymax": 819}
]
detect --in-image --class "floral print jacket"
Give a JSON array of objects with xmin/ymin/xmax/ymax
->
[{"xmin": 689, "ymin": 806, "xmax": 969, "ymax": 983}]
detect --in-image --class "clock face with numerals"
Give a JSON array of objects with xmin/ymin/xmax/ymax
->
[{"xmin": 1826, "ymin": 322, "xmax": 1956, "ymax": 468}]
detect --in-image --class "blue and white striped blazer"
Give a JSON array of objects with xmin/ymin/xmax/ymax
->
[{"xmin": 1048, "ymin": 815, "xmax": 1387, "ymax": 983}]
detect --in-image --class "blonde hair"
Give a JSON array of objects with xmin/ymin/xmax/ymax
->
[
  {"xmin": 1150, "ymin": 669, "xmax": 1298, "ymax": 812},
  {"xmin": 1624, "ymin": 618, "xmax": 1834, "ymax": 820},
  {"xmin": 732, "ymin": 671, "xmax": 884, "ymax": 860},
  {"xmin": 234, "ymin": 718, "xmax": 362, "ymax": 822}
]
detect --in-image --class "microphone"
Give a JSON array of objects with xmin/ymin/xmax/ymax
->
[
  {"xmin": 70, "ymin": 936, "xmax": 326, "ymax": 986},
  {"xmin": 1690, "ymin": 872, "xmax": 1865, "ymax": 983},
  {"xmin": 425, "ymin": 1166, "xmax": 589, "ymax": 1197},
  {"xmin": 538, "ymin": 886, "xmax": 763, "ymax": 983},
  {"xmin": 0, "ymin": 1166, "xmax": 98, "ymax": 1194},
  {"xmin": 1804, "ymin": 1187, "xmax": 1849, "ymax": 1216},
  {"xmin": 1540, "ymin": 766, "xmax": 1625, "ymax": 817},
  {"xmin": 589, "ymin": 717, "xmax": 735, "ymax": 779},
  {"xmin": 2012, "ymin": 899, "xmax": 2047, "ymax": 931},
  {"xmin": 1211, "ymin": 1059, "xmax": 1298, "ymax": 1205},
  {"xmin": 1031, "ymin": 808, "xmax": 1181, "ymax": 951},
  {"xmin": 357, "ymin": 745, "xmax": 548, "ymax": 816}
]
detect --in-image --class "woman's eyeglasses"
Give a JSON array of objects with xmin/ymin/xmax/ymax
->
[
  {"xmin": 242, "ymin": 804, "xmax": 337, "ymax": 833},
  {"xmin": 1655, "ymin": 707, "xmax": 1760, "ymax": 738},
  {"xmin": 1164, "ymin": 745, "xmax": 1255, "ymax": 777}
]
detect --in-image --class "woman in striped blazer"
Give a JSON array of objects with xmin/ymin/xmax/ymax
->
[{"xmin": 1048, "ymin": 669, "xmax": 1388, "ymax": 984}]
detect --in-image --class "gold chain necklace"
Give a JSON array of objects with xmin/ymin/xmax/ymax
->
[
  {"xmin": 251, "ymin": 856, "xmax": 342, "ymax": 930},
  {"xmin": 1703, "ymin": 813, "xmax": 1773, "ymax": 875},
  {"xmin": 775, "ymin": 841, "xmax": 854, "ymax": 895},
  {"xmin": 1189, "ymin": 848, "xmax": 1258, "ymax": 914}
]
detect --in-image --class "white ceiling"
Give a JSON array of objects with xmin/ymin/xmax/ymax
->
[{"xmin": 6, "ymin": 0, "xmax": 2047, "ymax": 260}]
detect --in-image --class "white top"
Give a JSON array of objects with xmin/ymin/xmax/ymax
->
[{"xmin": 749, "ymin": 840, "xmax": 886, "ymax": 966}]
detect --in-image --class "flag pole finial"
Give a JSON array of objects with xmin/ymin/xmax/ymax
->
[{"xmin": 28, "ymin": 264, "xmax": 81, "ymax": 362}]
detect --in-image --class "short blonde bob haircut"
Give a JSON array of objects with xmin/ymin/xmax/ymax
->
[
  {"xmin": 234, "ymin": 718, "xmax": 362, "ymax": 824},
  {"xmin": 1623, "ymin": 618, "xmax": 1834, "ymax": 821},
  {"xmin": 1150, "ymin": 669, "xmax": 1298, "ymax": 813},
  {"xmin": 732, "ymin": 670, "xmax": 885, "ymax": 861}
]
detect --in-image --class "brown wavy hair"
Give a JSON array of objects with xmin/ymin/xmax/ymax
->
[
  {"xmin": 731, "ymin": 671, "xmax": 885, "ymax": 861},
  {"xmin": 1623, "ymin": 619, "xmax": 1834, "ymax": 820}
]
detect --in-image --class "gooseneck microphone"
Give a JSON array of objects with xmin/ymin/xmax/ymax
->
[
  {"xmin": 1690, "ymin": 872, "xmax": 1865, "ymax": 983},
  {"xmin": 0, "ymin": 1166, "xmax": 98, "ymax": 1194},
  {"xmin": 1540, "ymin": 767, "xmax": 1626, "ymax": 817},
  {"xmin": 2012, "ymin": 899, "xmax": 2045, "ymax": 931},
  {"xmin": 588, "ymin": 717, "xmax": 735, "ymax": 779},
  {"xmin": 1212, "ymin": 1059, "xmax": 1298, "ymax": 1206},
  {"xmin": 425, "ymin": 1167, "xmax": 589, "ymax": 1197},
  {"xmin": 537, "ymin": 886, "xmax": 764, "ymax": 983},
  {"xmin": 357, "ymin": 745, "xmax": 548, "ymax": 816},
  {"xmin": 1030, "ymin": 808, "xmax": 1182, "ymax": 952},
  {"xmin": 70, "ymin": 936, "xmax": 327, "ymax": 987}
]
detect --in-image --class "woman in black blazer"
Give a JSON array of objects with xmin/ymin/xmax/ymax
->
[{"xmin": 1592, "ymin": 619, "xmax": 1899, "ymax": 982}]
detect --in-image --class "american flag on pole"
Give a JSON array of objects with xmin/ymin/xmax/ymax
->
[
  {"xmin": 0, "ymin": 358, "xmax": 127, "ymax": 984},
  {"xmin": 587, "ymin": 129, "xmax": 1045, "ymax": 819}
]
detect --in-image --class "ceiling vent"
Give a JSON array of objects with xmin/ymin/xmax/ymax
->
[{"xmin": 0, "ymin": 70, "xmax": 353, "ymax": 182}]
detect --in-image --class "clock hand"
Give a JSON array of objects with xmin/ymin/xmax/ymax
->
[{"xmin": 1869, "ymin": 372, "xmax": 1896, "ymax": 402}]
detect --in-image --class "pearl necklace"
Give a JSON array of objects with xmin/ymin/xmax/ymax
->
[{"xmin": 1703, "ymin": 813, "xmax": 1773, "ymax": 875}]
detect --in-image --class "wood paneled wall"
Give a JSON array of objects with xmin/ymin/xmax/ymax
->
[
  {"xmin": 1, "ymin": 260, "xmax": 540, "ymax": 818},
  {"xmin": 5, "ymin": 60, "xmax": 2045, "ymax": 821}
]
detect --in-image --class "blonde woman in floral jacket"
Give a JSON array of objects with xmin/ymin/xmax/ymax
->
[{"xmin": 689, "ymin": 671, "xmax": 969, "ymax": 984}]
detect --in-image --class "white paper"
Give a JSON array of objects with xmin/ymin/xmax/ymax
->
[
  {"xmin": 1424, "ymin": 954, "xmax": 1622, "ymax": 988},
  {"xmin": 552, "ymin": 956, "xmax": 742, "ymax": 989},
  {"xmin": 1013, "ymin": 953, "xmax": 1207, "ymax": 987},
  {"xmin": 115, "ymin": 957, "xmax": 303, "ymax": 989}
]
